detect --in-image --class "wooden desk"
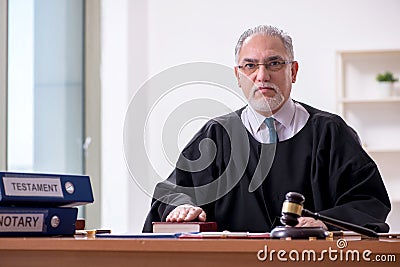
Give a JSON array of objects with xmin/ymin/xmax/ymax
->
[{"xmin": 0, "ymin": 236, "xmax": 399, "ymax": 267}]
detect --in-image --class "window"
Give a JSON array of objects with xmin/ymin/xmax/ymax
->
[
  {"xmin": 1, "ymin": 0, "xmax": 101, "ymax": 229},
  {"xmin": 7, "ymin": 0, "xmax": 84, "ymax": 174}
]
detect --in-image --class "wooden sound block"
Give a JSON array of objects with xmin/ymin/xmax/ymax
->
[{"xmin": 270, "ymin": 226, "xmax": 328, "ymax": 239}]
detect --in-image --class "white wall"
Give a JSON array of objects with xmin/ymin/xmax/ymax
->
[
  {"xmin": 101, "ymin": 0, "xmax": 400, "ymax": 233},
  {"xmin": 101, "ymin": 0, "xmax": 131, "ymax": 232},
  {"xmin": 101, "ymin": 0, "xmax": 150, "ymax": 233},
  {"xmin": 145, "ymin": 0, "xmax": 400, "ymax": 111}
]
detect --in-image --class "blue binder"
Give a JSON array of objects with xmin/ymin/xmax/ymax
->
[
  {"xmin": 0, "ymin": 172, "xmax": 94, "ymax": 207},
  {"xmin": 0, "ymin": 206, "xmax": 77, "ymax": 236}
]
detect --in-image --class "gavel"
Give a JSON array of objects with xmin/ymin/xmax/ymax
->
[{"xmin": 271, "ymin": 192, "xmax": 378, "ymax": 238}]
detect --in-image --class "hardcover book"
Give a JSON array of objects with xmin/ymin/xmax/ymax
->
[
  {"xmin": 178, "ymin": 231, "xmax": 270, "ymax": 239},
  {"xmin": 0, "ymin": 172, "xmax": 94, "ymax": 207},
  {"xmin": 152, "ymin": 221, "xmax": 218, "ymax": 233},
  {"xmin": 0, "ymin": 206, "xmax": 78, "ymax": 236}
]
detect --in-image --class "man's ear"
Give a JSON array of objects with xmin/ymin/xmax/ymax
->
[
  {"xmin": 234, "ymin": 66, "xmax": 241, "ymax": 87},
  {"xmin": 291, "ymin": 61, "xmax": 299, "ymax": 83}
]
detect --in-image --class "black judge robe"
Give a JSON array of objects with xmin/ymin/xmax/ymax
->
[{"xmin": 143, "ymin": 102, "xmax": 391, "ymax": 233}]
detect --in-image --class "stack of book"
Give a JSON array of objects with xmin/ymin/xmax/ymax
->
[{"xmin": 0, "ymin": 171, "xmax": 94, "ymax": 236}]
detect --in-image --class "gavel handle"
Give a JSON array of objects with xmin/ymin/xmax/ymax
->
[{"xmin": 302, "ymin": 209, "xmax": 378, "ymax": 237}]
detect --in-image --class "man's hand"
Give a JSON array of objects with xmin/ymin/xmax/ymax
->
[
  {"xmin": 296, "ymin": 217, "xmax": 328, "ymax": 230},
  {"xmin": 166, "ymin": 204, "xmax": 207, "ymax": 222}
]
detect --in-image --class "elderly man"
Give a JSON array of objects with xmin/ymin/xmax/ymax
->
[{"xmin": 143, "ymin": 25, "xmax": 390, "ymax": 233}]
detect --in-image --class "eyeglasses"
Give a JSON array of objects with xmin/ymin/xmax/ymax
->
[{"xmin": 237, "ymin": 60, "xmax": 294, "ymax": 74}]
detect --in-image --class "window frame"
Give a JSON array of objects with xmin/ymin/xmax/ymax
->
[
  {"xmin": 0, "ymin": 0, "xmax": 101, "ymax": 228},
  {"xmin": 84, "ymin": 0, "xmax": 101, "ymax": 229},
  {"xmin": 0, "ymin": 0, "xmax": 7, "ymax": 170}
]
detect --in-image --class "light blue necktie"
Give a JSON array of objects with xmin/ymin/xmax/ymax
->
[{"xmin": 264, "ymin": 117, "xmax": 278, "ymax": 144}]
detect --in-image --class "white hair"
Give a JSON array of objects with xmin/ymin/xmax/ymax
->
[{"xmin": 234, "ymin": 25, "xmax": 294, "ymax": 63}]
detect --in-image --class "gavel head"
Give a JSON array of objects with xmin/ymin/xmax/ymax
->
[{"xmin": 280, "ymin": 192, "xmax": 305, "ymax": 227}]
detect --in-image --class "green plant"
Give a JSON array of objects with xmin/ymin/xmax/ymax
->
[{"xmin": 376, "ymin": 71, "xmax": 398, "ymax": 82}]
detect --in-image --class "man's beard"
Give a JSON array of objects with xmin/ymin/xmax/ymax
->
[{"xmin": 248, "ymin": 82, "xmax": 285, "ymax": 114}]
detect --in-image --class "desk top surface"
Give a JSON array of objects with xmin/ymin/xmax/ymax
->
[
  {"xmin": 1, "ymin": 236, "xmax": 400, "ymax": 267},
  {"xmin": 1, "ymin": 236, "xmax": 399, "ymax": 253}
]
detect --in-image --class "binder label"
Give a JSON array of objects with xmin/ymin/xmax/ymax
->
[
  {"xmin": 0, "ymin": 213, "xmax": 44, "ymax": 232},
  {"xmin": 2, "ymin": 177, "xmax": 63, "ymax": 197}
]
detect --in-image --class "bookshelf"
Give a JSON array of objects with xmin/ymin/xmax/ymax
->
[{"xmin": 337, "ymin": 50, "xmax": 400, "ymax": 231}]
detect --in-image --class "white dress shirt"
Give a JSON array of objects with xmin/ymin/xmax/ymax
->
[{"xmin": 240, "ymin": 98, "xmax": 310, "ymax": 143}]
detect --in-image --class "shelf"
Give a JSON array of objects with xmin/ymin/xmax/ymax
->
[
  {"xmin": 338, "ymin": 49, "xmax": 400, "ymax": 55},
  {"xmin": 337, "ymin": 49, "xmax": 400, "ymax": 231},
  {"xmin": 337, "ymin": 50, "xmax": 400, "ymax": 101},
  {"xmin": 340, "ymin": 97, "xmax": 400, "ymax": 104},
  {"xmin": 366, "ymin": 150, "xmax": 400, "ymax": 154}
]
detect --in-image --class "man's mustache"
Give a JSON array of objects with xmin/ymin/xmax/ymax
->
[{"xmin": 250, "ymin": 82, "xmax": 280, "ymax": 95}]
